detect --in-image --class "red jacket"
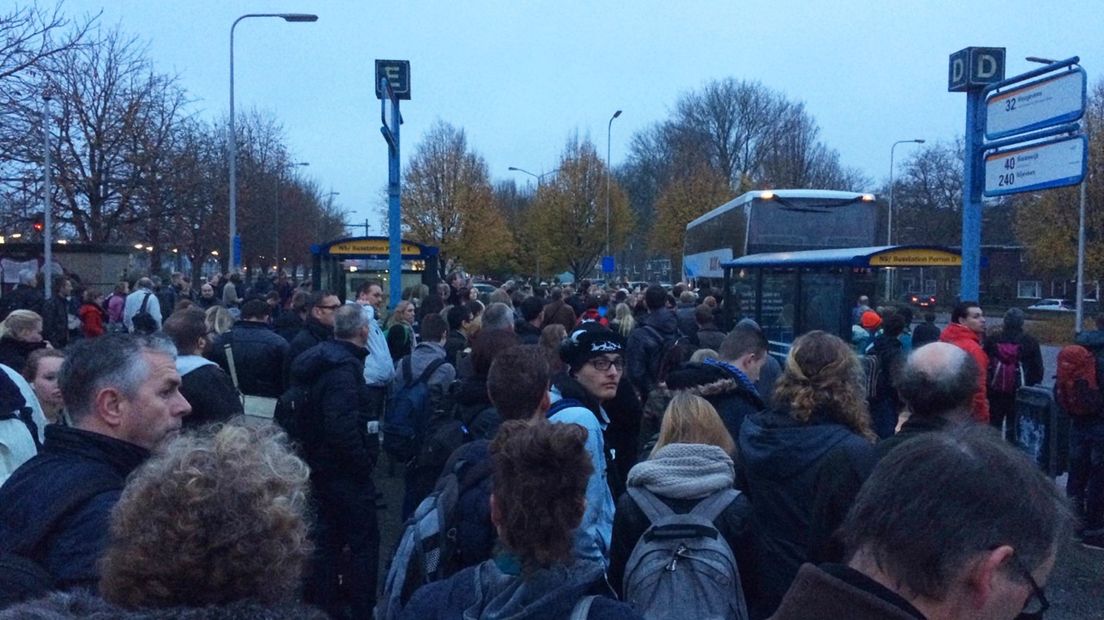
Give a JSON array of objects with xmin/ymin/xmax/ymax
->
[
  {"xmin": 78, "ymin": 303, "xmax": 106, "ymax": 338},
  {"xmin": 939, "ymin": 322, "xmax": 990, "ymax": 423}
]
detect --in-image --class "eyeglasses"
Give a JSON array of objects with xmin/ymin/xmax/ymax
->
[
  {"xmin": 1011, "ymin": 553, "xmax": 1049, "ymax": 620},
  {"xmin": 316, "ymin": 304, "xmax": 341, "ymax": 311},
  {"xmin": 589, "ymin": 357, "xmax": 625, "ymax": 372}
]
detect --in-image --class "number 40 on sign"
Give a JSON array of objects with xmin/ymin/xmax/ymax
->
[{"xmin": 983, "ymin": 134, "xmax": 1086, "ymax": 198}]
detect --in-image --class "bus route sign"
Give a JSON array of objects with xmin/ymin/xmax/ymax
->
[
  {"xmin": 983, "ymin": 134, "xmax": 1086, "ymax": 197},
  {"xmin": 985, "ymin": 68, "xmax": 1085, "ymax": 139}
]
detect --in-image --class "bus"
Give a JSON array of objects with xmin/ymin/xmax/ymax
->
[{"xmin": 682, "ymin": 189, "xmax": 878, "ymax": 286}]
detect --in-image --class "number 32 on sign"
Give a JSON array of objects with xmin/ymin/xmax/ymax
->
[{"xmin": 983, "ymin": 135, "xmax": 1086, "ymax": 198}]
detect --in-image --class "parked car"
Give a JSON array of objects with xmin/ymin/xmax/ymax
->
[
  {"xmin": 472, "ymin": 282, "xmax": 498, "ymax": 295},
  {"xmin": 903, "ymin": 292, "xmax": 937, "ymax": 308},
  {"xmin": 1026, "ymin": 298, "xmax": 1075, "ymax": 312}
]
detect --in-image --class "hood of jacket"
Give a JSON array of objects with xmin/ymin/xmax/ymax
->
[
  {"xmin": 739, "ymin": 409, "xmax": 866, "ymax": 481},
  {"xmin": 408, "ymin": 341, "xmax": 449, "ymax": 377},
  {"xmin": 940, "ymin": 322, "xmax": 981, "ymax": 347},
  {"xmin": 640, "ymin": 307, "xmax": 679, "ymax": 336},
  {"xmin": 289, "ymin": 339, "xmax": 365, "ymax": 385},
  {"xmin": 466, "ymin": 558, "xmax": 606, "ymax": 620}
]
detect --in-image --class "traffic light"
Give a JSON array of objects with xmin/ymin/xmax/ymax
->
[{"xmin": 31, "ymin": 213, "xmax": 44, "ymax": 233}]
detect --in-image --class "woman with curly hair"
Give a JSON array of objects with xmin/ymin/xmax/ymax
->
[
  {"xmin": 1, "ymin": 424, "xmax": 326, "ymax": 618},
  {"xmin": 400, "ymin": 420, "xmax": 641, "ymax": 620},
  {"xmin": 736, "ymin": 330, "xmax": 875, "ymax": 618}
]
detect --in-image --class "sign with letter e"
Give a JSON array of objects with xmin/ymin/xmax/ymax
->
[
  {"xmin": 375, "ymin": 59, "xmax": 411, "ymax": 100},
  {"xmin": 949, "ymin": 47, "xmax": 1006, "ymax": 92},
  {"xmin": 983, "ymin": 134, "xmax": 1086, "ymax": 197}
]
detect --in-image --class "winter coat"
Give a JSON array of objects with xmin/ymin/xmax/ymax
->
[
  {"xmin": 0, "ymin": 365, "xmax": 47, "ymax": 487},
  {"xmin": 911, "ymin": 320, "xmax": 940, "ymax": 349},
  {"xmin": 0, "ymin": 425, "xmax": 150, "ymax": 590},
  {"xmin": 986, "ymin": 328, "xmax": 1044, "ymax": 387},
  {"xmin": 0, "ymin": 589, "xmax": 328, "ymax": 619},
  {"xmin": 515, "ymin": 321, "xmax": 542, "ymax": 345},
  {"xmin": 608, "ymin": 444, "xmax": 756, "ymax": 604},
  {"xmin": 549, "ymin": 377, "xmax": 615, "ymax": 567},
  {"xmin": 106, "ymin": 293, "xmax": 127, "ymax": 324},
  {"xmin": 353, "ymin": 302, "xmax": 395, "ymax": 386},
  {"xmin": 0, "ymin": 337, "xmax": 47, "ymax": 374},
  {"xmin": 284, "ymin": 318, "xmax": 332, "ymax": 384},
  {"xmin": 447, "ymin": 376, "xmax": 500, "ymax": 441},
  {"xmin": 177, "ymin": 355, "xmax": 243, "ymax": 429},
  {"xmin": 694, "ymin": 324, "xmax": 726, "ymax": 352},
  {"xmin": 399, "ymin": 557, "xmax": 640, "ymax": 620},
  {"xmin": 272, "ymin": 310, "xmax": 302, "ymax": 342},
  {"xmin": 868, "ymin": 334, "xmax": 905, "ymax": 407},
  {"xmin": 675, "ymin": 302, "xmax": 698, "ymax": 339},
  {"xmin": 736, "ymin": 408, "xmax": 874, "ymax": 618},
  {"xmin": 770, "ymin": 563, "xmax": 927, "ymax": 620},
  {"xmin": 209, "ymin": 321, "xmax": 289, "ymax": 398},
  {"xmin": 396, "ymin": 341, "xmax": 457, "ymax": 390},
  {"xmin": 289, "ymin": 339, "xmax": 376, "ymax": 485},
  {"xmin": 939, "ymin": 322, "xmax": 990, "ymax": 423},
  {"xmin": 542, "ymin": 299, "xmax": 577, "ymax": 332},
  {"xmin": 77, "ymin": 302, "xmax": 106, "ymax": 338},
  {"xmin": 444, "ymin": 329, "xmax": 468, "ymax": 368},
  {"xmin": 653, "ymin": 361, "xmax": 765, "ymax": 447},
  {"xmin": 626, "ymin": 308, "xmax": 679, "ymax": 398},
  {"xmin": 1, "ymin": 285, "xmax": 43, "ymax": 318},
  {"xmin": 40, "ymin": 295, "xmax": 70, "ymax": 348}
]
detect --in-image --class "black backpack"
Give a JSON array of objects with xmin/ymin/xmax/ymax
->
[
  {"xmin": 130, "ymin": 292, "xmax": 157, "ymax": 334},
  {"xmin": 0, "ymin": 478, "xmax": 120, "ymax": 608},
  {"xmin": 383, "ymin": 356, "xmax": 447, "ymax": 464}
]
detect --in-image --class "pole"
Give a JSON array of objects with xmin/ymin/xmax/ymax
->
[
  {"xmin": 229, "ymin": 18, "xmax": 239, "ymax": 273},
  {"xmin": 42, "ymin": 95, "xmax": 52, "ymax": 299},
  {"xmin": 605, "ymin": 110, "xmax": 621, "ymax": 272},
  {"xmin": 386, "ymin": 84, "xmax": 402, "ymax": 310},
  {"xmin": 1075, "ymin": 179, "xmax": 1087, "ymax": 333},
  {"xmin": 960, "ymin": 89, "xmax": 985, "ymax": 302},
  {"xmin": 274, "ymin": 172, "xmax": 280, "ymax": 274},
  {"xmin": 886, "ymin": 145, "xmax": 896, "ymax": 299}
]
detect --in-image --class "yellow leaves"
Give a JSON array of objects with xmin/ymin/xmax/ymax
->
[{"xmin": 650, "ymin": 165, "xmax": 732, "ymax": 261}]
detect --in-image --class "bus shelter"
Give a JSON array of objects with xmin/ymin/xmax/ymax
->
[
  {"xmin": 721, "ymin": 245, "xmax": 961, "ymax": 346},
  {"xmin": 311, "ymin": 237, "xmax": 439, "ymax": 306}
]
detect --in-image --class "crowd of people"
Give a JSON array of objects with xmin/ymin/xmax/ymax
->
[{"xmin": 0, "ymin": 268, "xmax": 1094, "ymax": 620}]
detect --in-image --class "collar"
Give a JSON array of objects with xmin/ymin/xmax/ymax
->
[
  {"xmin": 820, "ymin": 564, "xmax": 927, "ymax": 619},
  {"xmin": 43, "ymin": 425, "xmax": 150, "ymax": 476},
  {"xmin": 703, "ymin": 358, "xmax": 760, "ymax": 395}
]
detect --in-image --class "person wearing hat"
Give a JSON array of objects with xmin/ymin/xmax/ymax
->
[
  {"xmin": 549, "ymin": 322, "xmax": 625, "ymax": 567},
  {"xmin": 852, "ymin": 310, "xmax": 881, "ymax": 354}
]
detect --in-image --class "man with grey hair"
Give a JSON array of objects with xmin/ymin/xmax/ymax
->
[
  {"xmin": 0, "ymin": 334, "xmax": 190, "ymax": 595},
  {"xmin": 480, "ymin": 302, "xmax": 515, "ymax": 333},
  {"xmin": 776, "ymin": 427, "xmax": 1072, "ymax": 620},
  {"xmin": 810, "ymin": 342, "xmax": 980, "ymax": 563},
  {"xmin": 123, "ymin": 276, "xmax": 162, "ymax": 333},
  {"xmin": 291, "ymin": 304, "xmax": 381, "ymax": 618}
]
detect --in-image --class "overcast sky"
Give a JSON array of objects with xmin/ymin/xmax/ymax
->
[{"xmin": 59, "ymin": 0, "xmax": 1104, "ymax": 235}]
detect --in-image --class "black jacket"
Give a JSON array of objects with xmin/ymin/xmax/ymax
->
[
  {"xmin": 209, "ymin": 321, "xmax": 289, "ymax": 397},
  {"xmin": 660, "ymin": 363, "xmax": 764, "ymax": 446},
  {"xmin": 736, "ymin": 408, "xmax": 874, "ymax": 618},
  {"xmin": 911, "ymin": 320, "xmax": 940, "ymax": 349},
  {"xmin": 675, "ymin": 302, "xmax": 698, "ymax": 339},
  {"xmin": 40, "ymin": 295, "xmax": 70, "ymax": 348},
  {"xmin": 984, "ymin": 328, "xmax": 1044, "ymax": 388},
  {"xmin": 444, "ymin": 329, "xmax": 468, "ymax": 367},
  {"xmin": 178, "ymin": 359, "xmax": 243, "ymax": 429},
  {"xmin": 449, "ymin": 376, "xmax": 500, "ymax": 441},
  {"xmin": 626, "ymin": 308, "xmax": 679, "ymax": 398},
  {"xmin": 869, "ymin": 334, "xmax": 905, "ymax": 407},
  {"xmin": 0, "ymin": 285, "xmax": 43, "ymax": 319},
  {"xmin": 284, "ymin": 318, "xmax": 332, "ymax": 384},
  {"xmin": 273, "ymin": 310, "xmax": 303, "ymax": 342},
  {"xmin": 0, "ymin": 337, "xmax": 48, "ymax": 374},
  {"xmin": 515, "ymin": 320, "xmax": 542, "ymax": 345},
  {"xmin": 694, "ymin": 325, "xmax": 726, "ymax": 352},
  {"xmin": 290, "ymin": 339, "xmax": 377, "ymax": 484},
  {"xmin": 0, "ymin": 426, "xmax": 149, "ymax": 590}
]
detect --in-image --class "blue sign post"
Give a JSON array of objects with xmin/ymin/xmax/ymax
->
[
  {"xmin": 949, "ymin": 47, "xmax": 1006, "ymax": 302},
  {"xmin": 378, "ymin": 61, "xmax": 408, "ymax": 310}
]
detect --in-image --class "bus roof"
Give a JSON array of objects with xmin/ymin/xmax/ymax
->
[
  {"xmin": 720, "ymin": 245, "xmax": 961, "ymax": 269},
  {"xmin": 685, "ymin": 189, "xmax": 874, "ymax": 230}
]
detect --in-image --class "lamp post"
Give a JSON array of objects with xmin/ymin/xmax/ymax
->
[
  {"xmin": 606, "ymin": 110, "xmax": 622, "ymax": 267},
  {"xmin": 42, "ymin": 92, "xmax": 53, "ymax": 299},
  {"xmin": 229, "ymin": 13, "xmax": 317, "ymax": 274},
  {"xmin": 887, "ymin": 138, "xmax": 925, "ymax": 298},
  {"xmin": 275, "ymin": 161, "xmax": 309, "ymax": 274}
]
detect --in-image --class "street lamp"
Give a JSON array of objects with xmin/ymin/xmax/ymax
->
[
  {"xmin": 507, "ymin": 166, "xmax": 558, "ymax": 188},
  {"xmin": 276, "ymin": 161, "xmax": 309, "ymax": 273},
  {"xmin": 887, "ymin": 138, "xmax": 925, "ymax": 298},
  {"xmin": 606, "ymin": 109, "xmax": 621, "ymax": 267},
  {"xmin": 229, "ymin": 13, "xmax": 317, "ymax": 273}
]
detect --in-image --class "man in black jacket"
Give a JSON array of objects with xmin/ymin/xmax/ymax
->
[
  {"xmin": 626, "ymin": 285, "xmax": 680, "ymax": 402},
  {"xmin": 514, "ymin": 295, "xmax": 544, "ymax": 345},
  {"xmin": 292, "ymin": 305, "xmax": 380, "ymax": 619},
  {"xmin": 208, "ymin": 299, "xmax": 288, "ymax": 398},
  {"xmin": 0, "ymin": 334, "xmax": 190, "ymax": 595},
  {"xmin": 162, "ymin": 308, "xmax": 242, "ymax": 428},
  {"xmin": 284, "ymin": 290, "xmax": 340, "ymax": 384},
  {"xmin": 40, "ymin": 276, "xmax": 71, "ymax": 348}
]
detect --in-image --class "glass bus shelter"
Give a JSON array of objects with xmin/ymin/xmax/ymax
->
[
  {"xmin": 721, "ymin": 245, "xmax": 961, "ymax": 346},
  {"xmin": 311, "ymin": 236, "xmax": 439, "ymax": 306}
]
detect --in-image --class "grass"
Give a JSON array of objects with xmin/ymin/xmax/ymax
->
[{"xmin": 1023, "ymin": 313, "xmax": 1090, "ymax": 346}]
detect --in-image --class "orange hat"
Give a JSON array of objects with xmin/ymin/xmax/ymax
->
[{"xmin": 860, "ymin": 310, "xmax": 882, "ymax": 330}]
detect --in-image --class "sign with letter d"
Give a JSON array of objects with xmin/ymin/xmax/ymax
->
[{"xmin": 949, "ymin": 47, "xmax": 1006, "ymax": 92}]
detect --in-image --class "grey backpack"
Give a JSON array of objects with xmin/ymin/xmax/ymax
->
[{"xmin": 623, "ymin": 487, "xmax": 748, "ymax": 620}]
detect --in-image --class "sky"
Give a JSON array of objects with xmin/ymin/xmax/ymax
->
[{"xmin": 56, "ymin": 0, "xmax": 1104, "ymax": 236}]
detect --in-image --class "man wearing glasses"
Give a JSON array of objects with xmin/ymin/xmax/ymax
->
[
  {"xmin": 772, "ymin": 426, "xmax": 1071, "ymax": 620},
  {"xmin": 547, "ymin": 322, "xmax": 626, "ymax": 567},
  {"xmin": 284, "ymin": 290, "xmax": 341, "ymax": 384}
]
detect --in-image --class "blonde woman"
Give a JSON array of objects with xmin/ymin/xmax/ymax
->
[
  {"xmin": 385, "ymin": 300, "xmax": 417, "ymax": 360},
  {"xmin": 609, "ymin": 393, "xmax": 754, "ymax": 611},
  {"xmin": 204, "ymin": 305, "xmax": 233, "ymax": 351},
  {"xmin": 0, "ymin": 310, "xmax": 49, "ymax": 371},
  {"xmin": 609, "ymin": 302, "xmax": 635, "ymax": 339}
]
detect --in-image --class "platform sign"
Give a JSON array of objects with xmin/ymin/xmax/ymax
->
[
  {"xmin": 985, "ymin": 68, "xmax": 1086, "ymax": 139},
  {"xmin": 983, "ymin": 134, "xmax": 1086, "ymax": 197},
  {"xmin": 374, "ymin": 60, "xmax": 410, "ymax": 100}
]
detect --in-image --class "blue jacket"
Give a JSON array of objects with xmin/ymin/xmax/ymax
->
[
  {"xmin": 0, "ymin": 425, "xmax": 149, "ymax": 590},
  {"xmin": 400, "ymin": 557, "xmax": 641, "ymax": 620}
]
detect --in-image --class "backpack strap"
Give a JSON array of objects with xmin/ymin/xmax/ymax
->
[
  {"xmin": 414, "ymin": 358, "xmax": 447, "ymax": 386},
  {"xmin": 688, "ymin": 488, "xmax": 740, "ymax": 522},
  {"xmin": 223, "ymin": 343, "xmax": 242, "ymax": 392},
  {"xmin": 401, "ymin": 355, "xmax": 414, "ymax": 386},
  {"xmin": 627, "ymin": 486, "xmax": 676, "ymax": 524},
  {"xmin": 139, "ymin": 292, "xmax": 151, "ymax": 313},
  {"xmin": 546, "ymin": 397, "xmax": 586, "ymax": 419},
  {"xmin": 570, "ymin": 595, "xmax": 598, "ymax": 620}
]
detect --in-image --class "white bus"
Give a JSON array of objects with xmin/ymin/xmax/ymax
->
[{"xmin": 682, "ymin": 189, "xmax": 878, "ymax": 285}]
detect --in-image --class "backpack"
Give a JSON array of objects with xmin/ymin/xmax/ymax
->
[
  {"xmin": 0, "ymin": 372, "xmax": 39, "ymax": 452},
  {"xmin": 639, "ymin": 325, "xmax": 679, "ymax": 392},
  {"xmin": 989, "ymin": 342, "xmax": 1024, "ymax": 395},
  {"xmin": 0, "ymin": 478, "xmax": 120, "ymax": 608},
  {"xmin": 130, "ymin": 292, "xmax": 157, "ymax": 334},
  {"xmin": 273, "ymin": 383, "xmax": 318, "ymax": 452},
  {"xmin": 622, "ymin": 487, "xmax": 748, "ymax": 620},
  {"xmin": 383, "ymin": 356, "xmax": 447, "ymax": 464},
  {"xmin": 378, "ymin": 454, "xmax": 492, "ymax": 620},
  {"xmin": 1055, "ymin": 345, "xmax": 1102, "ymax": 417},
  {"xmin": 860, "ymin": 354, "xmax": 880, "ymax": 400}
]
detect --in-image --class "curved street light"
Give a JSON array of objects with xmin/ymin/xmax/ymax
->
[
  {"xmin": 606, "ymin": 109, "xmax": 622, "ymax": 268},
  {"xmin": 229, "ymin": 13, "xmax": 317, "ymax": 272}
]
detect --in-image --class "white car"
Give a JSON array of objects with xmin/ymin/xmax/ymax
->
[{"xmin": 1026, "ymin": 299, "xmax": 1075, "ymax": 312}]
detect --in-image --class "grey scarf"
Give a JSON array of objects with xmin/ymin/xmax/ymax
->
[{"xmin": 626, "ymin": 443, "xmax": 735, "ymax": 500}]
